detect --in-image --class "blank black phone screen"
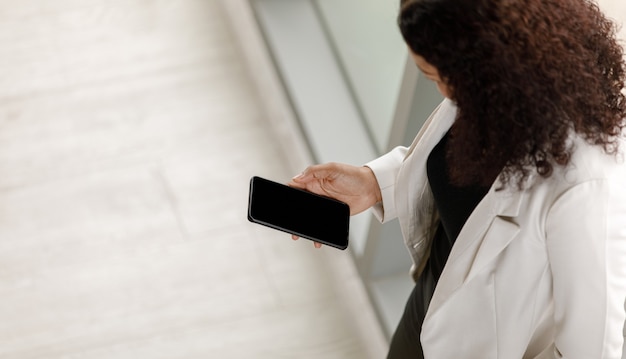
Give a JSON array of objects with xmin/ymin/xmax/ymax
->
[{"xmin": 247, "ymin": 176, "xmax": 349, "ymax": 250}]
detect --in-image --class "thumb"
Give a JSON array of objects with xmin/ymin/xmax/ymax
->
[
  {"xmin": 288, "ymin": 170, "xmax": 310, "ymax": 189},
  {"xmin": 291, "ymin": 172, "xmax": 307, "ymax": 182},
  {"xmin": 291, "ymin": 166, "xmax": 317, "ymax": 183},
  {"xmin": 290, "ymin": 163, "xmax": 338, "ymax": 186}
]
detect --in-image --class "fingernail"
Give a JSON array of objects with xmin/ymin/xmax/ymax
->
[{"xmin": 292, "ymin": 173, "xmax": 304, "ymax": 180}]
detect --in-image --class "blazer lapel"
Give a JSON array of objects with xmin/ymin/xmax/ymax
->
[
  {"xmin": 425, "ymin": 180, "xmax": 526, "ymax": 317},
  {"xmin": 466, "ymin": 186, "xmax": 525, "ymax": 279},
  {"xmin": 396, "ymin": 99, "xmax": 456, "ymax": 264}
]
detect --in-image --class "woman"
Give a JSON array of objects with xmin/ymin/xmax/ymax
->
[{"xmin": 290, "ymin": 0, "xmax": 626, "ymax": 357}]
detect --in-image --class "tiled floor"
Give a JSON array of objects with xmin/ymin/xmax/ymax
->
[{"xmin": 0, "ymin": 1, "xmax": 386, "ymax": 358}]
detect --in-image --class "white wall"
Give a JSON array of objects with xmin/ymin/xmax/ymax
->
[
  {"xmin": 315, "ymin": 0, "xmax": 406, "ymax": 153},
  {"xmin": 597, "ymin": 0, "xmax": 626, "ymax": 41}
]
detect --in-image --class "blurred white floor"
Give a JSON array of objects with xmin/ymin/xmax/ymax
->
[{"xmin": 0, "ymin": 1, "xmax": 386, "ymax": 358}]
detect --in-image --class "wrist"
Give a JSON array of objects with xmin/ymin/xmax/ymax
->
[{"xmin": 362, "ymin": 166, "xmax": 382, "ymax": 204}]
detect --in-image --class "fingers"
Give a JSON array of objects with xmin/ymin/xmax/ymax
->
[
  {"xmin": 288, "ymin": 163, "xmax": 340, "ymax": 251},
  {"xmin": 291, "ymin": 235, "xmax": 322, "ymax": 249}
]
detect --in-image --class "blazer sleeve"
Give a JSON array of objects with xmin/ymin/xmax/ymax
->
[
  {"xmin": 544, "ymin": 178, "xmax": 626, "ymax": 358},
  {"xmin": 364, "ymin": 99, "xmax": 452, "ymax": 225},
  {"xmin": 364, "ymin": 146, "xmax": 408, "ymax": 223}
]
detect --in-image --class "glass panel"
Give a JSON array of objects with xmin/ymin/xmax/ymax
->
[{"xmin": 314, "ymin": 0, "xmax": 406, "ymax": 153}]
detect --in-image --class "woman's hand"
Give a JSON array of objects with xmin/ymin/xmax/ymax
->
[
  {"xmin": 289, "ymin": 163, "xmax": 382, "ymax": 215},
  {"xmin": 288, "ymin": 162, "xmax": 382, "ymax": 248}
]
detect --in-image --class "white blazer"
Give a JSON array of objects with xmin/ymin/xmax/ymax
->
[{"xmin": 367, "ymin": 99, "xmax": 626, "ymax": 358}]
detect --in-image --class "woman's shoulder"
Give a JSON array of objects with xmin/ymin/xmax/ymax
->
[
  {"xmin": 536, "ymin": 134, "xmax": 626, "ymax": 195},
  {"xmin": 512, "ymin": 135, "xmax": 626, "ymax": 216},
  {"xmin": 566, "ymin": 135, "xmax": 625, "ymax": 179}
]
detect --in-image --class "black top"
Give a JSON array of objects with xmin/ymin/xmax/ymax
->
[
  {"xmin": 416, "ymin": 131, "xmax": 491, "ymax": 319},
  {"xmin": 425, "ymin": 131, "xmax": 492, "ymax": 282},
  {"xmin": 388, "ymin": 132, "xmax": 494, "ymax": 358}
]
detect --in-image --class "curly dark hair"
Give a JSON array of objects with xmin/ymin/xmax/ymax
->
[{"xmin": 398, "ymin": 0, "xmax": 626, "ymax": 188}]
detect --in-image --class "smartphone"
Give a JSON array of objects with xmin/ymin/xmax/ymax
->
[{"xmin": 247, "ymin": 176, "xmax": 350, "ymax": 250}]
